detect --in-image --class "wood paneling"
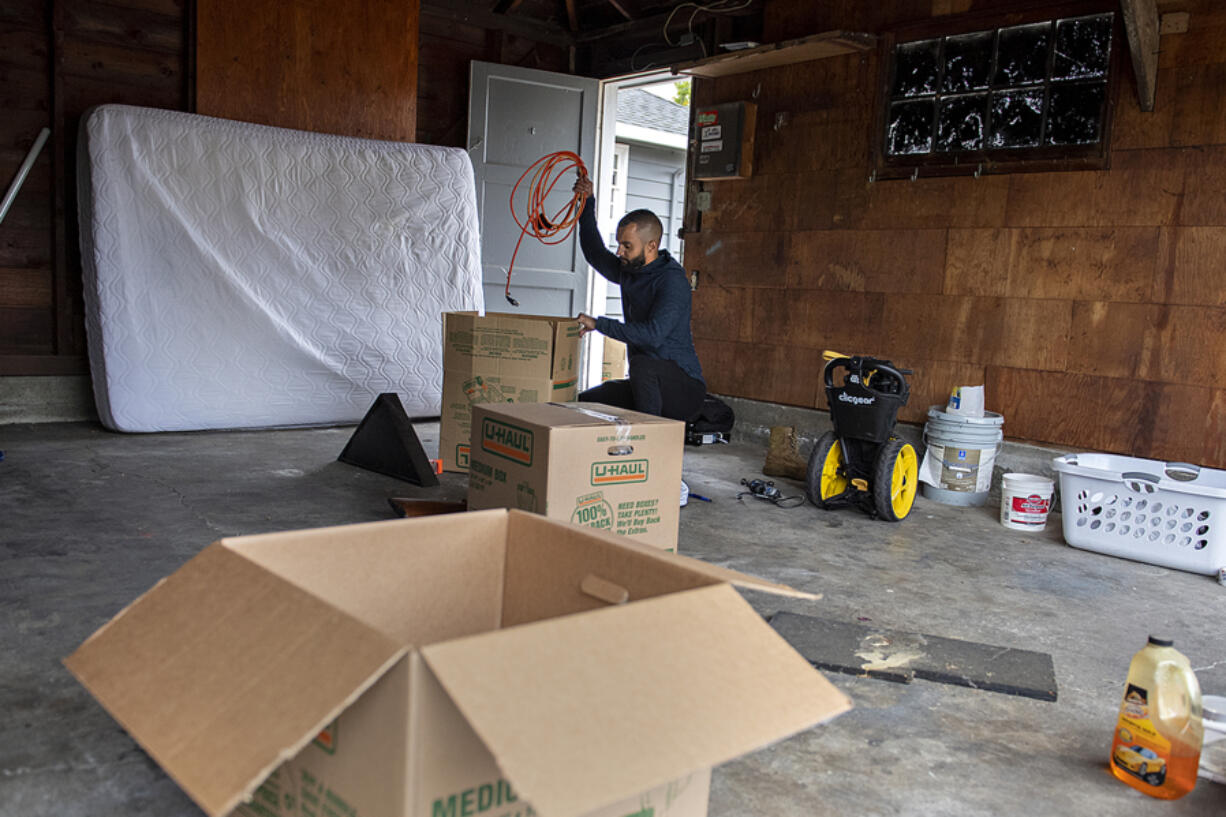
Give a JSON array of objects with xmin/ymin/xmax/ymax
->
[
  {"xmin": 943, "ymin": 228, "xmax": 1012, "ymax": 296},
  {"xmin": 755, "ymin": 110, "xmax": 871, "ymax": 175},
  {"xmin": 0, "ymin": 268, "xmax": 53, "ymax": 308},
  {"xmin": 896, "ymin": 359, "xmax": 987, "ymax": 424},
  {"xmin": 945, "ymin": 227, "xmax": 1160, "ymax": 301},
  {"xmin": 694, "ymin": 338, "xmax": 825, "ymax": 407},
  {"xmin": 1111, "ymin": 64, "xmax": 1175, "ymax": 150},
  {"xmin": 0, "ymin": 227, "xmax": 52, "ymax": 269},
  {"xmin": 751, "ymin": 289, "xmax": 886, "ymax": 352},
  {"xmin": 0, "ymin": 1, "xmax": 46, "ymax": 27},
  {"xmin": 0, "ymin": 0, "xmax": 189, "ymax": 375},
  {"xmin": 197, "ymin": 0, "xmax": 419, "ymax": 141},
  {"xmin": 58, "ymin": 1, "xmax": 185, "ymax": 53},
  {"xmin": 691, "ymin": 285, "xmax": 755, "ymax": 343},
  {"xmin": 1004, "ymin": 165, "xmax": 1185, "ymax": 227},
  {"xmin": 684, "ymin": 0, "xmax": 1226, "ymax": 466},
  {"xmin": 1010, "ymin": 227, "xmax": 1158, "ymax": 301},
  {"xmin": 787, "ymin": 228, "xmax": 946, "ymax": 293},
  {"xmin": 700, "ymin": 173, "xmax": 818, "ymax": 233},
  {"xmin": 1070, "ymin": 301, "xmax": 1226, "ymax": 388},
  {"xmin": 1178, "ymin": 146, "xmax": 1226, "ymax": 225},
  {"xmin": 1157, "ymin": 4, "xmax": 1226, "ymax": 69},
  {"xmin": 835, "ymin": 170, "xmax": 1010, "ymax": 230},
  {"xmin": 1152, "ymin": 226, "xmax": 1226, "ymax": 305},
  {"xmin": 683, "ymin": 230, "xmax": 790, "ymax": 289},
  {"xmin": 60, "ymin": 39, "xmax": 183, "ymax": 89},
  {"xmin": 986, "ymin": 366, "xmax": 1226, "ymax": 465},
  {"xmin": 0, "ymin": 307, "xmax": 54, "ymax": 354},
  {"xmin": 1171, "ymin": 61, "xmax": 1226, "ymax": 146},
  {"xmin": 882, "ymin": 294, "xmax": 1071, "ymax": 370}
]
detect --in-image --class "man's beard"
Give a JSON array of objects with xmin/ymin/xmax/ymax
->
[{"xmin": 619, "ymin": 252, "xmax": 646, "ymax": 272}]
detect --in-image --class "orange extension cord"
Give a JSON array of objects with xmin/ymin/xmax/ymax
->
[{"xmin": 503, "ymin": 151, "xmax": 589, "ymax": 306}]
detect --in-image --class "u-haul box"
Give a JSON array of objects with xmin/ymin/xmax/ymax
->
[{"xmin": 467, "ymin": 402, "xmax": 684, "ymax": 551}]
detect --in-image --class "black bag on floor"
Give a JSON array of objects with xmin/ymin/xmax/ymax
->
[{"xmin": 686, "ymin": 395, "xmax": 734, "ymax": 445}]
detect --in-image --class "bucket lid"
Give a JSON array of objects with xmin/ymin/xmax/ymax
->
[
  {"xmin": 927, "ymin": 405, "xmax": 1004, "ymax": 427},
  {"xmin": 1001, "ymin": 472, "xmax": 1054, "ymax": 488}
]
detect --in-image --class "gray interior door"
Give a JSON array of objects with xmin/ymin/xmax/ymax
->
[{"xmin": 468, "ymin": 61, "xmax": 600, "ymax": 317}]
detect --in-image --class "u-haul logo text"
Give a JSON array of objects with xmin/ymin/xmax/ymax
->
[
  {"xmin": 591, "ymin": 459, "xmax": 649, "ymax": 485},
  {"xmin": 481, "ymin": 419, "xmax": 533, "ymax": 466}
]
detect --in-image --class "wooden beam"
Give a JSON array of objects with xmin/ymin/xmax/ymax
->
[
  {"xmin": 1121, "ymin": 0, "xmax": 1160, "ymax": 112},
  {"xmin": 564, "ymin": 0, "xmax": 578, "ymax": 33},
  {"xmin": 574, "ymin": 1, "xmax": 759, "ymax": 44},
  {"xmin": 606, "ymin": 0, "xmax": 635, "ymax": 21},
  {"xmin": 671, "ymin": 31, "xmax": 876, "ymax": 79},
  {"xmin": 421, "ymin": 1, "xmax": 573, "ymax": 48}
]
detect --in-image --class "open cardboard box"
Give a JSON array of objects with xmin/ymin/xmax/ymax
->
[{"xmin": 65, "ymin": 510, "xmax": 851, "ymax": 817}]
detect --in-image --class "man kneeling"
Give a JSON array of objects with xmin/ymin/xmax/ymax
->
[{"xmin": 572, "ymin": 175, "xmax": 706, "ymax": 421}]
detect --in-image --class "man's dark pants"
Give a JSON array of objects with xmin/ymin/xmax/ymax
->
[{"xmin": 578, "ymin": 355, "xmax": 705, "ymax": 421}]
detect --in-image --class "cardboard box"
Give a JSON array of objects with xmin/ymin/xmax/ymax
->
[
  {"xmin": 601, "ymin": 338, "xmax": 628, "ymax": 382},
  {"xmin": 65, "ymin": 510, "xmax": 852, "ymax": 817},
  {"xmin": 467, "ymin": 402, "xmax": 684, "ymax": 551},
  {"xmin": 440, "ymin": 312, "xmax": 582, "ymax": 474}
]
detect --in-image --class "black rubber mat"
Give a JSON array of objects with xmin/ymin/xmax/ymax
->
[{"xmin": 771, "ymin": 611, "xmax": 1058, "ymax": 702}]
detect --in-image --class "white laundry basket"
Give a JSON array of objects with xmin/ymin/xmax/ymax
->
[{"xmin": 1052, "ymin": 453, "xmax": 1226, "ymax": 576}]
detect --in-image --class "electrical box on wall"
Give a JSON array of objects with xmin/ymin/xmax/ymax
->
[{"xmin": 692, "ymin": 101, "xmax": 756, "ymax": 180}]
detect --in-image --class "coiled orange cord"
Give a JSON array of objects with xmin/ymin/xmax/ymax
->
[{"xmin": 504, "ymin": 151, "xmax": 589, "ymax": 306}]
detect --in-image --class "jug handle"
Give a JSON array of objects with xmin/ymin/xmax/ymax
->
[{"xmin": 1155, "ymin": 662, "xmax": 1201, "ymax": 730}]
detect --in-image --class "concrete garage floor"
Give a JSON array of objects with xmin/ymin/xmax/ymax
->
[{"xmin": 1, "ymin": 417, "xmax": 1224, "ymax": 816}]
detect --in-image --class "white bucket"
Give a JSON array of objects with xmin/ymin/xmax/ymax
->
[
  {"xmin": 1000, "ymin": 473, "xmax": 1055, "ymax": 531},
  {"xmin": 919, "ymin": 406, "xmax": 1004, "ymax": 507}
]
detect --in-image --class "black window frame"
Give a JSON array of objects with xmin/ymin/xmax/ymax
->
[{"xmin": 871, "ymin": 1, "xmax": 1123, "ymax": 180}]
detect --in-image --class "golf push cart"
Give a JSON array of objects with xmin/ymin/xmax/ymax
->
[{"xmin": 805, "ymin": 351, "xmax": 918, "ymax": 521}]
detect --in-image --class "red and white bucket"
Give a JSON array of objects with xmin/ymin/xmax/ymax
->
[{"xmin": 1000, "ymin": 473, "xmax": 1055, "ymax": 531}]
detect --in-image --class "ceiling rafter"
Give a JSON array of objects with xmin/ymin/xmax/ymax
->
[
  {"xmin": 606, "ymin": 0, "xmax": 637, "ymax": 22},
  {"xmin": 422, "ymin": 1, "xmax": 572, "ymax": 48}
]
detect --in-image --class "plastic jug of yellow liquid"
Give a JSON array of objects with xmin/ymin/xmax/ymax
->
[{"xmin": 1109, "ymin": 636, "xmax": 1204, "ymax": 799}]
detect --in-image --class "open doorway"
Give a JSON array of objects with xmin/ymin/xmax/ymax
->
[
  {"xmin": 584, "ymin": 70, "xmax": 692, "ymax": 388},
  {"xmin": 465, "ymin": 62, "xmax": 693, "ymax": 391}
]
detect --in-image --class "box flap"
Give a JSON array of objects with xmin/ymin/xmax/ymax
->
[
  {"xmin": 63, "ymin": 543, "xmax": 406, "ymax": 817},
  {"xmin": 549, "ymin": 320, "xmax": 582, "ymax": 381},
  {"xmin": 421, "ymin": 583, "xmax": 851, "ymax": 817},
  {"xmin": 506, "ymin": 511, "xmax": 819, "ymax": 601}
]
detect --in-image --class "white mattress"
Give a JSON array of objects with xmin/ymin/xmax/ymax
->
[{"xmin": 77, "ymin": 105, "xmax": 483, "ymax": 432}]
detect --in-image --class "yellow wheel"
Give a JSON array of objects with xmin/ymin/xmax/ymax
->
[
  {"xmin": 805, "ymin": 431, "xmax": 848, "ymax": 508},
  {"xmin": 873, "ymin": 438, "xmax": 917, "ymax": 521}
]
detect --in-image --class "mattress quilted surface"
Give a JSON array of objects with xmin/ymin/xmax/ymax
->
[{"xmin": 78, "ymin": 105, "xmax": 483, "ymax": 432}]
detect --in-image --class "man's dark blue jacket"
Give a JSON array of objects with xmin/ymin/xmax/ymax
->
[{"xmin": 578, "ymin": 199, "xmax": 705, "ymax": 384}]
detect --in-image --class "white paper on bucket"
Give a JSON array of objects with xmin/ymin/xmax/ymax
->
[{"xmin": 945, "ymin": 385, "xmax": 985, "ymax": 418}]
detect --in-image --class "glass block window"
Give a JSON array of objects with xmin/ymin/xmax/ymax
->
[{"xmin": 884, "ymin": 13, "xmax": 1113, "ymax": 161}]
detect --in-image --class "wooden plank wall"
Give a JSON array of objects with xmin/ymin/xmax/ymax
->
[
  {"xmin": 1, "ymin": 0, "xmax": 567, "ymax": 382},
  {"xmin": 196, "ymin": 0, "xmax": 419, "ymax": 141},
  {"xmin": 0, "ymin": 0, "xmax": 188, "ymax": 375},
  {"xmin": 688, "ymin": 0, "xmax": 1226, "ymax": 467}
]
